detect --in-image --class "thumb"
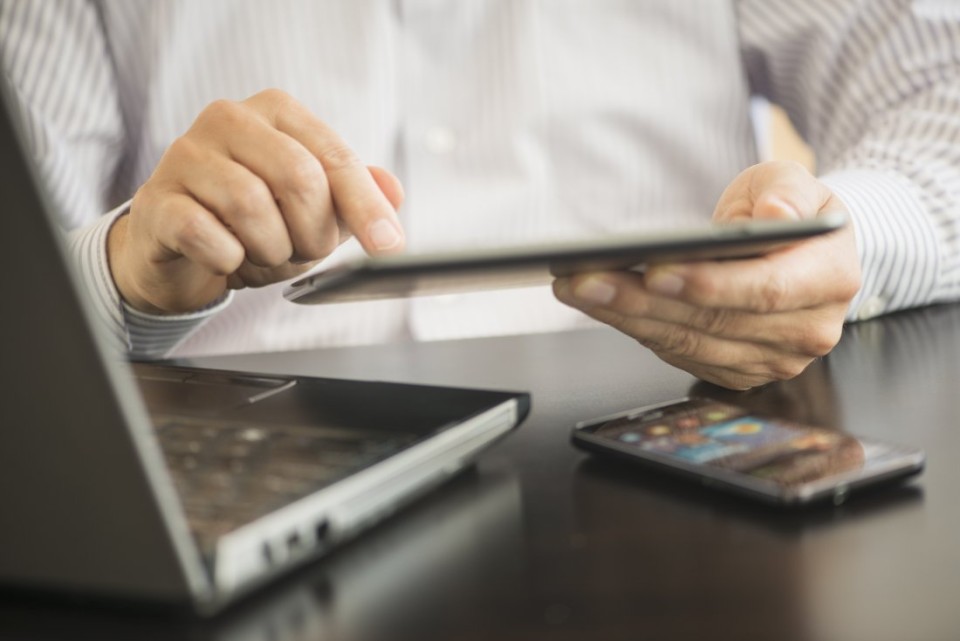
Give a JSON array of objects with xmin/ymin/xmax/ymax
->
[{"xmin": 750, "ymin": 161, "xmax": 832, "ymax": 222}]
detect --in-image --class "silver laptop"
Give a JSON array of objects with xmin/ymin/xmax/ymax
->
[{"xmin": 0, "ymin": 78, "xmax": 529, "ymax": 614}]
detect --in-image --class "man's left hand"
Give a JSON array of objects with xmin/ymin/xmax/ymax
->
[{"xmin": 553, "ymin": 161, "xmax": 862, "ymax": 390}]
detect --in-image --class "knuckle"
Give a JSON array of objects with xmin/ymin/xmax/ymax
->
[
  {"xmin": 736, "ymin": 375, "xmax": 763, "ymax": 390},
  {"xmin": 292, "ymin": 230, "xmax": 338, "ymax": 263},
  {"xmin": 171, "ymin": 212, "xmax": 204, "ymax": 246},
  {"xmin": 797, "ymin": 322, "xmax": 842, "ymax": 357},
  {"xmin": 251, "ymin": 88, "xmax": 302, "ymax": 123},
  {"xmin": 255, "ymin": 87, "xmax": 294, "ymax": 107},
  {"xmin": 219, "ymin": 249, "xmax": 246, "ymax": 275},
  {"xmin": 255, "ymin": 237, "xmax": 294, "ymax": 268},
  {"xmin": 200, "ymin": 98, "xmax": 246, "ymax": 128},
  {"xmin": 284, "ymin": 195, "xmax": 339, "ymax": 263},
  {"xmin": 165, "ymin": 206, "xmax": 244, "ymax": 275},
  {"xmin": 719, "ymin": 374, "xmax": 760, "ymax": 392},
  {"xmin": 691, "ymin": 307, "xmax": 731, "ymax": 335},
  {"xmin": 769, "ymin": 357, "xmax": 810, "ymax": 382},
  {"xmin": 251, "ymin": 249, "xmax": 292, "ymax": 270},
  {"xmin": 219, "ymin": 183, "xmax": 294, "ymax": 269},
  {"xmin": 165, "ymin": 135, "xmax": 204, "ymax": 164},
  {"xmin": 283, "ymin": 156, "xmax": 326, "ymax": 200},
  {"xmin": 309, "ymin": 229, "xmax": 340, "ymax": 258},
  {"xmin": 226, "ymin": 181, "xmax": 274, "ymax": 220},
  {"xmin": 755, "ymin": 272, "xmax": 789, "ymax": 313},
  {"xmin": 716, "ymin": 364, "xmax": 768, "ymax": 390},
  {"xmin": 680, "ymin": 271, "xmax": 719, "ymax": 306},
  {"xmin": 318, "ymin": 143, "xmax": 361, "ymax": 172},
  {"xmin": 659, "ymin": 326, "xmax": 701, "ymax": 358}
]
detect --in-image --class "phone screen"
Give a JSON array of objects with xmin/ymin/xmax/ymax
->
[{"xmin": 584, "ymin": 398, "xmax": 897, "ymax": 491}]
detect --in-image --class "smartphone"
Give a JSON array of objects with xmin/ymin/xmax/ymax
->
[
  {"xmin": 284, "ymin": 214, "xmax": 847, "ymax": 305},
  {"xmin": 571, "ymin": 397, "xmax": 925, "ymax": 507}
]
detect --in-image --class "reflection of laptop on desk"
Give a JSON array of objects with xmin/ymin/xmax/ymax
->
[{"xmin": 0, "ymin": 79, "xmax": 529, "ymax": 614}]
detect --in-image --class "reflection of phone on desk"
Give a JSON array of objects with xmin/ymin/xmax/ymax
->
[
  {"xmin": 571, "ymin": 397, "xmax": 925, "ymax": 507},
  {"xmin": 284, "ymin": 214, "xmax": 847, "ymax": 305}
]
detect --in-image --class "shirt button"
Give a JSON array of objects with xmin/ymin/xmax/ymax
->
[
  {"xmin": 857, "ymin": 296, "xmax": 886, "ymax": 320},
  {"xmin": 423, "ymin": 126, "xmax": 457, "ymax": 154}
]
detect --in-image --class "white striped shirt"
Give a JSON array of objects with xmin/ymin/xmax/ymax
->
[{"xmin": 1, "ymin": 0, "xmax": 958, "ymax": 359}]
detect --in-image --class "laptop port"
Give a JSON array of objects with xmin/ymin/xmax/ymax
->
[
  {"xmin": 314, "ymin": 520, "xmax": 330, "ymax": 546},
  {"xmin": 261, "ymin": 542, "xmax": 274, "ymax": 565},
  {"xmin": 286, "ymin": 530, "xmax": 302, "ymax": 552}
]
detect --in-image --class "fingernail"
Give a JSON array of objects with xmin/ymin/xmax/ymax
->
[
  {"xmin": 368, "ymin": 219, "xmax": 403, "ymax": 251},
  {"xmin": 646, "ymin": 270, "xmax": 684, "ymax": 297},
  {"xmin": 574, "ymin": 277, "xmax": 617, "ymax": 306},
  {"xmin": 766, "ymin": 196, "xmax": 801, "ymax": 220}
]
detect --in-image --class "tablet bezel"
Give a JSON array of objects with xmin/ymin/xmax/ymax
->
[{"xmin": 283, "ymin": 213, "xmax": 847, "ymax": 305}]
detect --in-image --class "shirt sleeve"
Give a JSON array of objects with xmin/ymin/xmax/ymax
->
[
  {"xmin": 736, "ymin": 0, "xmax": 960, "ymax": 320},
  {"xmin": 67, "ymin": 204, "xmax": 233, "ymax": 359},
  {"xmin": 0, "ymin": 0, "xmax": 225, "ymax": 356}
]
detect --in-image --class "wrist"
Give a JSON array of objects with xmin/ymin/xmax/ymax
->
[{"xmin": 106, "ymin": 214, "xmax": 167, "ymax": 315}]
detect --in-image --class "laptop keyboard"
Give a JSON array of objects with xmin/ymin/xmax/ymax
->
[{"xmin": 154, "ymin": 417, "xmax": 412, "ymax": 553}]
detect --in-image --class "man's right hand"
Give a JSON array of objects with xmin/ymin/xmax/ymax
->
[{"xmin": 107, "ymin": 89, "xmax": 406, "ymax": 314}]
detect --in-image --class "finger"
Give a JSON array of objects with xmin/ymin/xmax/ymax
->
[
  {"xmin": 654, "ymin": 352, "xmax": 785, "ymax": 391},
  {"xmin": 298, "ymin": 166, "xmax": 404, "ymax": 249},
  {"xmin": 228, "ymin": 257, "xmax": 320, "ymax": 289},
  {"xmin": 203, "ymin": 107, "xmax": 339, "ymax": 263},
  {"xmin": 246, "ymin": 89, "xmax": 406, "ymax": 254},
  {"xmin": 642, "ymin": 225, "xmax": 859, "ymax": 313},
  {"xmin": 147, "ymin": 191, "xmax": 246, "ymax": 276},
  {"xmin": 557, "ymin": 298, "xmax": 812, "ymax": 382},
  {"xmin": 555, "ymin": 271, "xmax": 844, "ymax": 356},
  {"xmin": 368, "ymin": 165, "xmax": 405, "ymax": 211},
  {"xmin": 166, "ymin": 139, "xmax": 294, "ymax": 268}
]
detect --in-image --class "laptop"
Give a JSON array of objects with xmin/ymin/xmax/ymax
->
[{"xmin": 0, "ymin": 78, "xmax": 529, "ymax": 614}]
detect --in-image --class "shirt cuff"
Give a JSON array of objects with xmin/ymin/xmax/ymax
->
[
  {"xmin": 124, "ymin": 293, "xmax": 232, "ymax": 360},
  {"xmin": 67, "ymin": 202, "xmax": 133, "ymax": 356},
  {"xmin": 819, "ymin": 169, "xmax": 940, "ymax": 322},
  {"xmin": 67, "ymin": 201, "xmax": 233, "ymax": 359}
]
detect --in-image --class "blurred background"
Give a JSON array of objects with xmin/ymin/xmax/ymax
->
[{"xmin": 757, "ymin": 100, "xmax": 815, "ymax": 173}]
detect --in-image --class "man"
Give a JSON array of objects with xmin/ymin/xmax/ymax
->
[{"xmin": 1, "ymin": 0, "xmax": 957, "ymax": 389}]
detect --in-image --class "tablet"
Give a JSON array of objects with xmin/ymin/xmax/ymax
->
[{"xmin": 284, "ymin": 213, "xmax": 847, "ymax": 305}]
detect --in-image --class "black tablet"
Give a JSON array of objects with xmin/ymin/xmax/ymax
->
[{"xmin": 284, "ymin": 213, "xmax": 847, "ymax": 305}]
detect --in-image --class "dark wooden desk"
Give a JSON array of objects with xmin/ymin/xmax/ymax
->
[{"xmin": 3, "ymin": 304, "xmax": 959, "ymax": 641}]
